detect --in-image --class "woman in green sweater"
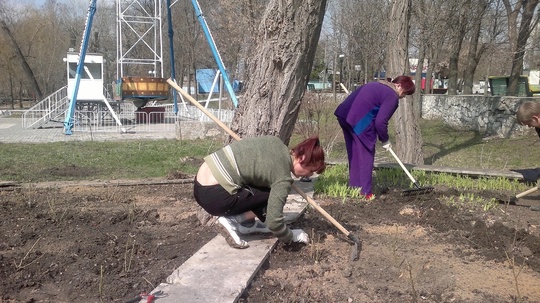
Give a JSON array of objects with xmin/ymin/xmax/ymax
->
[{"xmin": 194, "ymin": 136, "xmax": 326, "ymax": 248}]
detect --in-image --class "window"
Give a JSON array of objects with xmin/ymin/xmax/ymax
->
[{"xmin": 68, "ymin": 62, "xmax": 102, "ymax": 80}]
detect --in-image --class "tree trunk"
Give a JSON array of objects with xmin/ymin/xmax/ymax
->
[
  {"xmin": 0, "ymin": 20, "xmax": 43, "ymax": 100},
  {"xmin": 507, "ymin": 0, "xmax": 539, "ymax": 96},
  {"xmin": 413, "ymin": 42, "xmax": 425, "ymax": 117},
  {"xmin": 447, "ymin": 1, "xmax": 470, "ymax": 95},
  {"xmin": 9, "ymin": 72, "xmax": 14, "ymax": 110},
  {"xmin": 461, "ymin": 1, "xmax": 488, "ymax": 95},
  {"xmin": 229, "ymin": 0, "xmax": 327, "ymax": 145},
  {"xmin": 386, "ymin": 0, "xmax": 423, "ymax": 164}
]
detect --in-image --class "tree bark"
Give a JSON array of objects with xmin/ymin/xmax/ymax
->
[
  {"xmin": 506, "ymin": 0, "xmax": 539, "ymax": 96},
  {"xmin": 461, "ymin": 1, "xmax": 489, "ymax": 95},
  {"xmin": 229, "ymin": 0, "xmax": 327, "ymax": 145},
  {"xmin": 386, "ymin": 0, "xmax": 424, "ymax": 164},
  {"xmin": 413, "ymin": 41, "xmax": 425, "ymax": 117},
  {"xmin": 447, "ymin": 1, "xmax": 470, "ymax": 95},
  {"xmin": 0, "ymin": 20, "xmax": 43, "ymax": 100}
]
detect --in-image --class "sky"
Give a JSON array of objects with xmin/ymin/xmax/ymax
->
[
  {"xmin": 11, "ymin": 0, "xmax": 117, "ymax": 11},
  {"xmin": 22, "ymin": 0, "xmax": 113, "ymax": 6},
  {"xmin": 21, "ymin": 0, "xmax": 51, "ymax": 6},
  {"xmin": 13, "ymin": 0, "xmax": 67, "ymax": 8}
]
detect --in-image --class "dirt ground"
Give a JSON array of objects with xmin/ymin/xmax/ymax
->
[{"xmin": 1, "ymin": 177, "xmax": 540, "ymax": 303}]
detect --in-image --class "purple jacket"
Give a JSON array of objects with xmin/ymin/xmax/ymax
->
[{"xmin": 334, "ymin": 82, "xmax": 399, "ymax": 150}]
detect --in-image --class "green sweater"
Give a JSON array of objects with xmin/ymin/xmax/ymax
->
[{"xmin": 204, "ymin": 136, "xmax": 294, "ymax": 243}]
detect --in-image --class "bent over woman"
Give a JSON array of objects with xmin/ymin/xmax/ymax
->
[
  {"xmin": 334, "ymin": 76, "xmax": 415, "ymax": 199},
  {"xmin": 193, "ymin": 136, "xmax": 326, "ymax": 248}
]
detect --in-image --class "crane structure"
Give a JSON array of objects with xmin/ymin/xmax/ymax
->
[{"xmin": 63, "ymin": 0, "xmax": 238, "ymax": 135}]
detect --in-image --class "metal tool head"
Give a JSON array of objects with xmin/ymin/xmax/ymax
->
[
  {"xmin": 348, "ymin": 233, "xmax": 362, "ymax": 261},
  {"xmin": 401, "ymin": 186, "xmax": 434, "ymax": 196}
]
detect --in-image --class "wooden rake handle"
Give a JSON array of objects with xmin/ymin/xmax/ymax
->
[
  {"xmin": 167, "ymin": 78, "xmax": 352, "ymax": 237},
  {"xmin": 387, "ymin": 146, "xmax": 419, "ymax": 185},
  {"xmin": 515, "ymin": 184, "xmax": 540, "ymax": 199}
]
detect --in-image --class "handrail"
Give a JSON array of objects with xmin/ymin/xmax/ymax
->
[{"xmin": 22, "ymin": 86, "xmax": 69, "ymax": 129}]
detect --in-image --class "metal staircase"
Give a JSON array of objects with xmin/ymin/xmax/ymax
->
[{"xmin": 22, "ymin": 86, "xmax": 69, "ymax": 129}]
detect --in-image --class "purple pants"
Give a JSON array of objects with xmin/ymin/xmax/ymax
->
[{"xmin": 337, "ymin": 118, "xmax": 375, "ymax": 195}]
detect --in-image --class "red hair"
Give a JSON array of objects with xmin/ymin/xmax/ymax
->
[
  {"xmin": 291, "ymin": 136, "xmax": 326, "ymax": 174},
  {"xmin": 390, "ymin": 75, "xmax": 415, "ymax": 95}
]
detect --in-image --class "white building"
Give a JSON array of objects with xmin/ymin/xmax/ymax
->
[{"xmin": 65, "ymin": 51, "xmax": 104, "ymax": 101}]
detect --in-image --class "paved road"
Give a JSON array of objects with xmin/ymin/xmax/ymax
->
[{"xmin": 0, "ymin": 117, "xmax": 177, "ymax": 143}]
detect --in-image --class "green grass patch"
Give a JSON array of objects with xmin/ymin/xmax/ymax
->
[
  {"xmin": 315, "ymin": 164, "xmax": 530, "ymax": 209},
  {"xmin": 415, "ymin": 119, "xmax": 540, "ymax": 170},
  {"xmin": 0, "ymin": 138, "xmax": 222, "ymax": 182}
]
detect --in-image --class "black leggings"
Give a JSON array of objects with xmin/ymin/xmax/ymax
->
[{"xmin": 193, "ymin": 176, "xmax": 270, "ymax": 222}]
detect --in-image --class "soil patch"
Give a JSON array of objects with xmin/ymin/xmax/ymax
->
[{"xmin": 1, "ymin": 181, "xmax": 540, "ymax": 303}]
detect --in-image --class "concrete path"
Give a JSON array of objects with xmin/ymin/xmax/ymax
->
[{"xmin": 0, "ymin": 117, "xmax": 176, "ymax": 143}]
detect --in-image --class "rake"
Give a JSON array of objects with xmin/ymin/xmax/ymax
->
[{"xmin": 387, "ymin": 146, "xmax": 434, "ymax": 196}]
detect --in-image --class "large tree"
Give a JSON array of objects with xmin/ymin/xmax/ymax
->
[
  {"xmin": 229, "ymin": 0, "xmax": 327, "ymax": 144},
  {"xmin": 386, "ymin": 0, "xmax": 423, "ymax": 164}
]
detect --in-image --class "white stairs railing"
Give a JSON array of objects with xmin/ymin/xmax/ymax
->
[{"xmin": 22, "ymin": 86, "xmax": 69, "ymax": 129}]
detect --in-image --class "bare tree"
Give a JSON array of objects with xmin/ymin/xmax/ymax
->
[
  {"xmin": 503, "ymin": 0, "xmax": 540, "ymax": 96},
  {"xmin": 337, "ymin": 0, "xmax": 389, "ymax": 86},
  {"xmin": 445, "ymin": 0, "xmax": 472, "ymax": 95},
  {"xmin": 229, "ymin": 0, "xmax": 327, "ymax": 144},
  {"xmin": 0, "ymin": 19, "xmax": 43, "ymax": 100},
  {"xmin": 205, "ymin": 1, "xmax": 265, "ymax": 82},
  {"xmin": 410, "ymin": 0, "xmax": 451, "ymax": 97},
  {"xmin": 461, "ymin": 0, "xmax": 499, "ymax": 95}
]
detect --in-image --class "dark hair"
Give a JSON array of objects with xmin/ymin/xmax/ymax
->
[
  {"xmin": 291, "ymin": 136, "xmax": 326, "ymax": 174},
  {"xmin": 390, "ymin": 75, "xmax": 415, "ymax": 95}
]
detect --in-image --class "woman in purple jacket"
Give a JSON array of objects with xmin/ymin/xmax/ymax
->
[{"xmin": 334, "ymin": 76, "xmax": 415, "ymax": 199}]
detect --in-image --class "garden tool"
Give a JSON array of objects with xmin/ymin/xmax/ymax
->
[
  {"xmin": 167, "ymin": 78, "xmax": 361, "ymax": 262},
  {"xmin": 387, "ymin": 146, "xmax": 434, "ymax": 196},
  {"xmin": 506, "ymin": 179, "xmax": 540, "ymax": 205}
]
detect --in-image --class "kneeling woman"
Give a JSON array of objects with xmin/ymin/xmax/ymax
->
[{"xmin": 193, "ymin": 136, "xmax": 325, "ymax": 248}]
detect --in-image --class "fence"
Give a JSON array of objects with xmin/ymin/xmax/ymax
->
[{"xmin": 20, "ymin": 100, "xmax": 234, "ymax": 134}]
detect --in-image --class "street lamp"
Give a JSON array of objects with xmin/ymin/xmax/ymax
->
[{"xmin": 339, "ymin": 54, "xmax": 345, "ymax": 92}]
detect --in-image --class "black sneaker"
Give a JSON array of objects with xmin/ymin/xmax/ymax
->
[{"xmin": 215, "ymin": 217, "xmax": 249, "ymax": 249}]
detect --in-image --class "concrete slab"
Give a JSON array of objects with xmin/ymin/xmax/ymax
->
[
  {"xmin": 144, "ymin": 180, "xmax": 314, "ymax": 303},
  {"xmin": 156, "ymin": 235, "xmax": 276, "ymax": 303}
]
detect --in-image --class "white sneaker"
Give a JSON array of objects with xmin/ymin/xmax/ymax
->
[
  {"xmin": 216, "ymin": 217, "xmax": 249, "ymax": 249},
  {"xmin": 237, "ymin": 220, "xmax": 271, "ymax": 234}
]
